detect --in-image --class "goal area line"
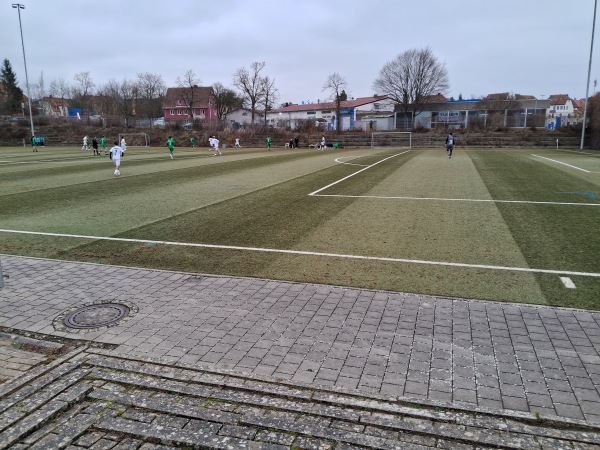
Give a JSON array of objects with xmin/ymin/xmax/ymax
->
[{"xmin": 1, "ymin": 229, "xmax": 599, "ymax": 279}]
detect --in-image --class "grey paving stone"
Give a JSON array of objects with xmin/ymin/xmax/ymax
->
[
  {"xmin": 2, "ymin": 255, "xmax": 600, "ymax": 428},
  {"xmin": 74, "ymin": 431, "xmax": 105, "ymax": 447},
  {"xmin": 502, "ymin": 396, "xmax": 530, "ymax": 412}
]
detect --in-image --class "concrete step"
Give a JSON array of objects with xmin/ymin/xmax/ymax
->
[{"xmin": 1, "ymin": 348, "xmax": 599, "ymax": 449}]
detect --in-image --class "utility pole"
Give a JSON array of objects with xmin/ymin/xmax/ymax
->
[
  {"xmin": 12, "ymin": 3, "xmax": 35, "ymax": 140},
  {"xmin": 581, "ymin": 0, "xmax": 597, "ymax": 150}
]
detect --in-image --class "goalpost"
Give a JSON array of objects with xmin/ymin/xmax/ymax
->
[
  {"xmin": 371, "ymin": 131, "xmax": 412, "ymax": 149},
  {"xmin": 118, "ymin": 133, "xmax": 150, "ymax": 147}
]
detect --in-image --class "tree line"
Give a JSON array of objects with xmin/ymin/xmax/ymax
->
[{"xmin": 1, "ymin": 47, "xmax": 450, "ymax": 131}]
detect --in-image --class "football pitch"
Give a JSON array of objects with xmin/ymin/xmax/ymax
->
[{"xmin": 1, "ymin": 145, "xmax": 599, "ymax": 310}]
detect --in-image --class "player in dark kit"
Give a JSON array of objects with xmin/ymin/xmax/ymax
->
[
  {"xmin": 92, "ymin": 137, "xmax": 99, "ymax": 155},
  {"xmin": 445, "ymin": 132, "xmax": 455, "ymax": 158}
]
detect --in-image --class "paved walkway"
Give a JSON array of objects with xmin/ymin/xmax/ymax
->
[
  {"xmin": 2, "ymin": 348, "xmax": 599, "ymax": 449},
  {"xmin": 1, "ymin": 255, "xmax": 599, "ymax": 426}
]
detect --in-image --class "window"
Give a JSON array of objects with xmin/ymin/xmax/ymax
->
[
  {"xmin": 170, "ymin": 109, "xmax": 174, "ymax": 115},
  {"xmin": 177, "ymin": 110, "xmax": 181, "ymax": 115},
  {"xmin": 177, "ymin": 99, "xmax": 182, "ymax": 106},
  {"xmin": 184, "ymin": 110, "xmax": 188, "ymax": 115},
  {"xmin": 200, "ymin": 109, "xmax": 205, "ymax": 115}
]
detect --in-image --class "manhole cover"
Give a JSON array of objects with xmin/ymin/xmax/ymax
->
[{"xmin": 64, "ymin": 303, "xmax": 130, "ymax": 329}]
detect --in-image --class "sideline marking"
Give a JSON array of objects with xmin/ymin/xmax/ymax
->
[
  {"xmin": 309, "ymin": 151, "xmax": 410, "ymax": 196},
  {"xmin": 1, "ymin": 228, "xmax": 600, "ymax": 279},
  {"xmin": 0, "ymin": 153, "xmax": 218, "ymax": 166},
  {"xmin": 560, "ymin": 277, "xmax": 577, "ymax": 289},
  {"xmin": 556, "ymin": 149, "xmax": 600, "ymax": 157},
  {"xmin": 532, "ymin": 154, "xmax": 591, "ymax": 173}
]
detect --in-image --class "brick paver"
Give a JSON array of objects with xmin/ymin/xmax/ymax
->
[
  {"xmin": 1, "ymin": 348, "xmax": 599, "ymax": 449},
  {"xmin": 1, "ymin": 255, "xmax": 599, "ymax": 424}
]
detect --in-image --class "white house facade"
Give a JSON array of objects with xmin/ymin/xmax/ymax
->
[
  {"xmin": 546, "ymin": 94, "xmax": 577, "ymax": 129},
  {"xmin": 268, "ymin": 96, "xmax": 395, "ymax": 131}
]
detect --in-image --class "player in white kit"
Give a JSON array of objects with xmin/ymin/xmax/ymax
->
[{"xmin": 110, "ymin": 142, "xmax": 123, "ymax": 176}]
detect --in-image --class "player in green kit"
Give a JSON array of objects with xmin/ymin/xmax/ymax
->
[
  {"xmin": 167, "ymin": 136, "xmax": 175, "ymax": 159},
  {"xmin": 100, "ymin": 136, "xmax": 107, "ymax": 155},
  {"xmin": 190, "ymin": 136, "xmax": 195, "ymax": 148},
  {"xmin": 265, "ymin": 136, "xmax": 272, "ymax": 150}
]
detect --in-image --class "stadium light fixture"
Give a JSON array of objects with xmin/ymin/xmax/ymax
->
[
  {"xmin": 12, "ymin": 3, "xmax": 35, "ymax": 140},
  {"xmin": 581, "ymin": 0, "xmax": 597, "ymax": 149}
]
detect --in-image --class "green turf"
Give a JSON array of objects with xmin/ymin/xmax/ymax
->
[{"xmin": 1, "ymin": 146, "xmax": 599, "ymax": 309}]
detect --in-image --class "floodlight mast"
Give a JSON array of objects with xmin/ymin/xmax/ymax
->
[
  {"xmin": 581, "ymin": 0, "xmax": 597, "ymax": 150},
  {"xmin": 12, "ymin": 3, "xmax": 35, "ymax": 140}
]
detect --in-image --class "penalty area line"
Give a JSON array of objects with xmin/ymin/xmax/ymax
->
[
  {"xmin": 309, "ymin": 150, "xmax": 410, "ymax": 196},
  {"xmin": 311, "ymin": 193, "xmax": 600, "ymax": 206},
  {"xmin": 1, "ymin": 228, "xmax": 600, "ymax": 279}
]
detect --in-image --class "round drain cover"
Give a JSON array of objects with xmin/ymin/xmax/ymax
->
[{"xmin": 64, "ymin": 303, "xmax": 130, "ymax": 329}]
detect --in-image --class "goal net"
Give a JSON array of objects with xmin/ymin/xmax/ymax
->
[
  {"xmin": 118, "ymin": 133, "xmax": 149, "ymax": 147},
  {"xmin": 371, "ymin": 131, "xmax": 412, "ymax": 149}
]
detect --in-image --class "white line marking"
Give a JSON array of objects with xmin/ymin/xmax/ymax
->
[
  {"xmin": 555, "ymin": 149, "xmax": 600, "ymax": 157},
  {"xmin": 334, "ymin": 156, "xmax": 369, "ymax": 167},
  {"xmin": 560, "ymin": 277, "xmax": 577, "ymax": 289},
  {"xmin": 0, "ymin": 153, "xmax": 217, "ymax": 166},
  {"xmin": 311, "ymin": 193, "xmax": 600, "ymax": 206},
  {"xmin": 532, "ymin": 154, "xmax": 591, "ymax": 173},
  {"xmin": 309, "ymin": 151, "xmax": 410, "ymax": 196},
  {"xmin": 1, "ymin": 228, "xmax": 600, "ymax": 278}
]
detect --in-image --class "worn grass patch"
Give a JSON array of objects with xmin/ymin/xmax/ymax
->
[{"xmin": 1, "ymin": 147, "xmax": 599, "ymax": 308}]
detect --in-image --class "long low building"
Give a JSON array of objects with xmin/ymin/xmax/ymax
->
[
  {"xmin": 267, "ymin": 96, "xmax": 396, "ymax": 131},
  {"xmin": 267, "ymin": 93, "xmax": 582, "ymax": 131}
]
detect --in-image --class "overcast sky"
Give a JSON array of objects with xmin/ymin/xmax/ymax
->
[{"xmin": 1, "ymin": 0, "xmax": 598, "ymax": 105}]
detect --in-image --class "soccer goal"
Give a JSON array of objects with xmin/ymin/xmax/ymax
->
[
  {"xmin": 371, "ymin": 131, "xmax": 412, "ymax": 149},
  {"xmin": 118, "ymin": 133, "xmax": 150, "ymax": 147}
]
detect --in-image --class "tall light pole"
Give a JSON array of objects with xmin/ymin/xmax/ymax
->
[
  {"xmin": 12, "ymin": 3, "xmax": 35, "ymax": 140},
  {"xmin": 581, "ymin": 0, "xmax": 597, "ymax": 149}
]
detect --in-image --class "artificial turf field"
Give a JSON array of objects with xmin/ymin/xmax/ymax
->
[{"xmin": 1, "ymin": 144, "xmax": 599, "ymax": 310}]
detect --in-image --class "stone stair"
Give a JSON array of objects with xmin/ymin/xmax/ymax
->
[{"xmin": 1, "ymin": 347, "xmax": 599, "ymax": 449}]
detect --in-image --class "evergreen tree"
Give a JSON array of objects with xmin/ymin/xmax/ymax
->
[{"xmin": 0, "ymin": 59, "xmax": 24, "ymax": 114}]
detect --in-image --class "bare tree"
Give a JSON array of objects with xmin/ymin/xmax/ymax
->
[
  {"xmin": 72, "ymin": 72, "xmax": 95, "ymax": 122},
  {"xmin": 261, "ymin": 76, "xmax": 279, "ymax": 126},
  {"xmin": 98, "ymin": 80, "xmax": 119, "ymax": 116},
  {"xmin": 373, "ymin": 47, "xmax": 449, "ymax": 127},
  {"xmin": 137, "ymin": 72, "xmax": 166, "ymax": 119},
  {"xmin": 232, "ymin": 61, "xmax": 266, "ymax": 125},
  {"xmin": 212, "ymin": 82, "xmax": 243, "ymax": 120},
  {"xmin": 476, "ymin": 93, "xmax": 521, "ymax": 128},
  {"xmin": 588, "ymin": 92, "xmax": 600, "ymax": 149},
  {"xmin": 176, "ymin": 69, "xmax": 203, "ymax": 121},
  {"xmin": 72, "ymin": 72, "xmax": 95, "ymax": 100},
  {"xmin": 101, "ymin": 78, "xmax": 139, "ymax": 126},
  {"xmin": 32, "ymin": 71, "xmax": 45, "ymax": 101},
  {"xmin": 48, "ymin": 77, "xmax": 70, "ymax": 99},
  {"xmin": 323, "ymin": 72, "xmax": 347, "ymax": 134}
]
